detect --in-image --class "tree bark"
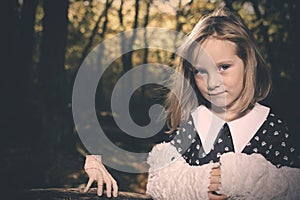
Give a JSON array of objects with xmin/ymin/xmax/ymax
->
[{"xmin": 16, "ymin": 188, "xmax": 152, "ymax": 200}]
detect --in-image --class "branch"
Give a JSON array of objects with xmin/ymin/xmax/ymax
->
[{"xmin": 80, "ymin": 0, "xmax": 113, "ymax": 64}]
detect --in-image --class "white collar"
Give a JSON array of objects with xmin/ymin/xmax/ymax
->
[{"xmin": 191, "ymin": 103, "xmax": 270, "ymax": 153}]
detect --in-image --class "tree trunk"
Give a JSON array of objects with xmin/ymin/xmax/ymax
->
[
  {"xmin": 38, "ymin": 0, "xmax": 72, "ymax": 150},
  {"xmin": 140, "ymin": 0, "xmax": 152, "ymax": 99},
  {"xmin": 120, "ymin": 0, "xmax": 140, "ymax": 90},
  {"xmin": 17, "ymin": 0, "xmax": 39, "ymax": 145},
  {"xmin": 1, "ymin": 0, "xmax": 38, "ymax": 146},
  {"xmin": 1, "ymin": 0, "xmax": 20, "ymax": 146},
  {"xmin": 123, "ymin": 0, "xmax": 139, "ymax": 73}
]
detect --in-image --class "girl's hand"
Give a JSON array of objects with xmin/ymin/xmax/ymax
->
[
  {"xmin": 208, "ymin": 166, "xmax": 227, "ymax": 200},
  {"xmin": 83, "ymin": 155, "xmax": 118, "ymax": 197}
]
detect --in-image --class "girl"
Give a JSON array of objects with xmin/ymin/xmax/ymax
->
[{"xmin": 146, "ymin": 7, "xmax": 300, "ymax": 200}]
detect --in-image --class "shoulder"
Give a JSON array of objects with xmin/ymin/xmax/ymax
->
[
  {"xmin": 167, "ymin": 115, "xmax": 198, "ymax": 151},
  {"xmin": 260, "ymin": 108, "xmax": 290, "ymax": 147},
  {"xmin": 263, "ymin": 109, "xmax": 289, "ymax": 133},
  {"xmin": 259, "ymin": 108, "xmax": 300, "ymax": 168}
]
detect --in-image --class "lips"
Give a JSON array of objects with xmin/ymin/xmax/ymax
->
[{"xmin": 209, "ymin": 91, "xmax": 225, "ymax": 96}]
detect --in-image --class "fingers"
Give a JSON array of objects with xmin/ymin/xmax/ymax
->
[
  {"xmin": 210, "ymin": 167, "xmax": 221, "ymax": 176},
  {"xmin": 83, "ymin": 178, "xmax": 94, "ymax": 193},
  {"xmin": 100, "ymin": 173, "xmax": 118, "ymax": 197},
  {"xmin": 105, "ymin": 172, "xmax": 118, "ymax": 197},
  {"xmin": 208, "ymin": 166, "xmax": 227, "ymax": 199},
  {"xmin": 83, "ymin": 155, "xmax": 118, "ymax": 197},
  {"xmin": 104, "ymin": 176, "xmax": 112, "ymax": 198},
  {"xmin": 95, "ymin": 170, "xmax": 104, "ymax": 196},
  {"xmin": 97, "ymin": 170, "xmax": 118, "ymax": 198},
  {"xmin": 210, "ymin": 174, "xmax": 220, "ymax": 183},
  {"xmin": 209, "ymin": 166, "xmax": 221, "ymax": 191},
  {"xmin": 208, "ymin": 192, "xmax": 227, "ymax": 200},
  {"xmin": 112, "ymin": 179, "xmax": 118, "ymax": 197},
  {"xmin": 97, "ymin": 178, "xmax": 104, "ymax": 196},
  {"xmin": 98, "ymin": 163, "xmax": 118, "ymax": 197},
  {"xmin": 208, "ymin": 183, "xmax": 221, "ymax": 192}
]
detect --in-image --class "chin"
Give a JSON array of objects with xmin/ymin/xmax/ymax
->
[
  {"xmin": 209, "ymin": 99, "xmax": 227, "ymax": 108},
  {"xmin": 210, "ymin": 104, "xmax": 227, "ymax": 112}
]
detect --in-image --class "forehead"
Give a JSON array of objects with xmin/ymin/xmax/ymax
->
[{"xmin": 191, "ymin": 38, "xmax": 237, "ymax": 67}]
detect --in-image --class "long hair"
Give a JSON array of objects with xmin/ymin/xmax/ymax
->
[{"xmin": 164, "ymin": 7, "xmax": 271, "ymax": 133}]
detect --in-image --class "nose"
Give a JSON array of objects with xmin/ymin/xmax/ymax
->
[{"xmin": 207, "ymin": 73, "xmax": 222, "ymax": 91}]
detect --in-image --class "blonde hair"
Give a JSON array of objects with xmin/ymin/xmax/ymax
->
[{"xmin": 165, "ymin": 7, "xmax": 271, "ymax": 132}]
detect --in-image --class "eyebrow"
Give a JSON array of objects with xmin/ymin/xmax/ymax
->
[
  {"xmin": 215, "ymin": 59, "xmax": 234, "ymax": 66},
  {"xmin": 192, "ymin": 59, "xmax": 234, "ymax": 68}
]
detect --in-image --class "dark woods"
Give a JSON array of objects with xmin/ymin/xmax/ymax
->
[{"xmin": 1, "ymin": 0, "xmax": 298, "ymax": 194}]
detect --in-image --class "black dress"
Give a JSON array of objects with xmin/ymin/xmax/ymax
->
[{"xmin": 169, "ymin": 111, "xmax": 300, "ymax": 168}]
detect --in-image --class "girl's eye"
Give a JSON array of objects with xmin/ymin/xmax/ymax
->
[
  {"xmin": 218, "ymin": 64, "xmax": 230, "ymax": 71},
  {"xmin": 194, "ymin": 68, "xmax": 206, "ymax": 75}
]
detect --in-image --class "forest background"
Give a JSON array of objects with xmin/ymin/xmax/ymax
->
[{"xmin": 1, "ymin": 0, "xmax": 299, "ymax": 194}]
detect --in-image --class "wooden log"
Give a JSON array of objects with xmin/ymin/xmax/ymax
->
[{"xmin": 13, "ymin": 188, "xmax": 153, "ymax": 200}]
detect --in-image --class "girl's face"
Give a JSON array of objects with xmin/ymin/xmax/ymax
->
[{"xmin": 192, "ymin": 38, "xmax": 245, "ymax": 111}]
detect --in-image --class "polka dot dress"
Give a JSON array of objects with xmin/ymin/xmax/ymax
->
[
  {"xmin": 243, "ymin": 112, "xmax": 299, "ymax": 168},
  {"xmin": 169, "ymin": 112, "xmax": 300, "ymax": 168}
]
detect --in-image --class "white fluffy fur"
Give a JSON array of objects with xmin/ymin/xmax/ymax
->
[
  {"xmin": 220, "ymin": 152, "xmax": 300, "ymax": 200},
  {"xmin": 146, "ymin": 142, "xmax": 300, "ymax": 200},
  {"xmin": 146, "ymin": 142, "xmax": 218, "ymax": 200}
]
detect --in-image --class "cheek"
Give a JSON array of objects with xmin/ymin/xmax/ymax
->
[
  {"xmin": 195, "ymin": 77, "xmax": 207, "ymax": 93},
  {"xmin": 225, "ymin": 75, "xmax": 244, "ymax": 93}
]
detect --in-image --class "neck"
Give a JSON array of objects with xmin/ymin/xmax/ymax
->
[{"xmin": 210, "ymin": 107, "xmax": 251, "ymax": 122}]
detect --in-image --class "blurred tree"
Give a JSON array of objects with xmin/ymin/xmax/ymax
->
[
  {"xmin": 18, "ymin": 0, "xmax": 39, "ymax": 144},
  {"xmin": 1, "ymin": 0, "xmax": 20, "ymax": 146},
  {"xmin": 247, "ymin": 0, "xmax": 298, "ymax": 132},
  {"xmin": 1, "ymin": 0, "xmax": 38, "ymax": 146},
  {"xmin": 121, "ymin": 0, "xmax": 140, "ymax": 76},
  {"xmin": 38, "ymin": 0, "xmax": 73, "ymax": 149},
  {"xmin": 80, "ymin": 0, "xmax": 113, "ymax": 64},
  {"xmin": 140, "ymin": 0, "xmax": 152, "ymax": 98},
  {"xmin": 18, "ymin": 0, "xmax": 37, "ymax": 85}
]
